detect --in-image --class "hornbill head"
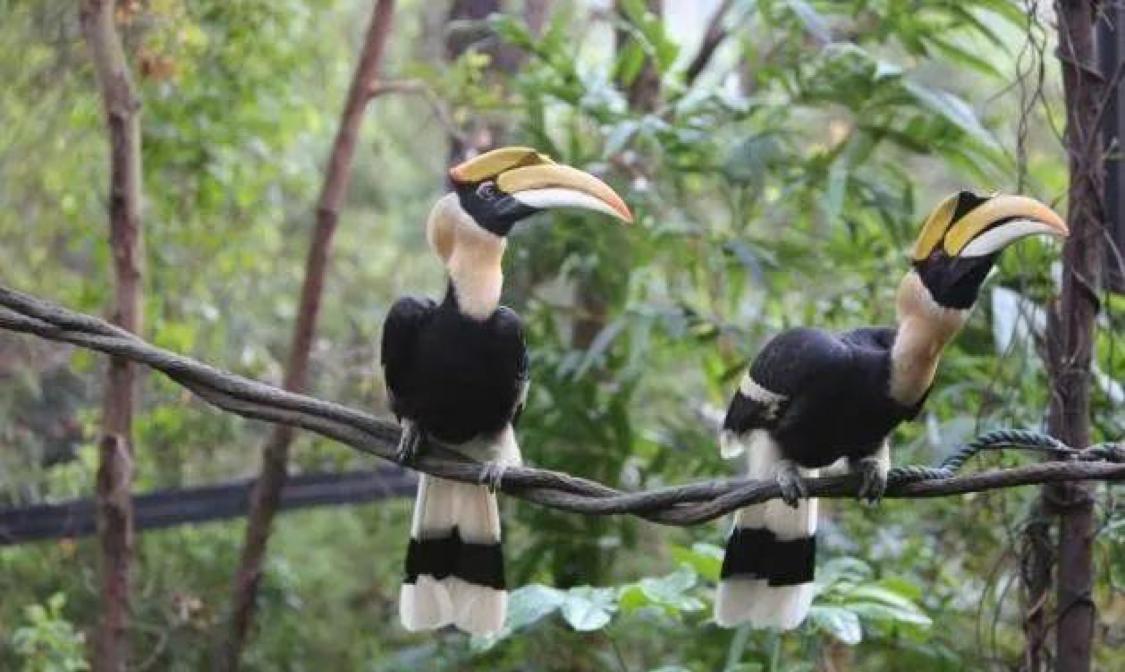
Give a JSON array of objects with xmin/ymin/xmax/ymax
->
[
  {"xmin": 909, "ymin": 191, "xmax": 1067, "ymax": 309},
  {"xmin": 449, "ymin": 147, "xmax": 633, "ymax": 234},
  {"xmin": 426, "ymin": 147, "xmax": 632, "ymax": 318}
]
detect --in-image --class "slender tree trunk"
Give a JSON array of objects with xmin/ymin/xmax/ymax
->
[
  {"xmin": 445, "ymin": 0, "xmax": 525, "ymax": 164},
  {"xmin": 613, "ymin": 0, "xmax": 662, "ymax": 111},
  {"xmin": 80, "ymin": 2, "xmax": 144, "ymax": 670},
  {"xmin": 1023, "ymin": 499, "xmax": 1054, "ymax": 671},
  {"xmin": 216, "ymin": 2, "xmax": 396, "ymax": 668},
  {"xmin": 523, "ymin": 0, "xmax": 553, "ymax": 36},
  {"xmin": 1027, "ymin": 2, "xmax": 1106, "ymax": 671}
]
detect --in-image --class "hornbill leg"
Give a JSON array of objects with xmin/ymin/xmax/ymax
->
[
  {"xmin": 775, "ymin": 460, "xmax": 807, "ymax": 509},
  {"xmin": 851, "ymin": 442, "xmax": 890, "ymax": 505},
  {"xmin": 478, "ymin": 462, "xmax": 507, "ymax": 493},
  {"xmin": 396, "ymin": 419, "xmax": 425, "ymax": 465}
]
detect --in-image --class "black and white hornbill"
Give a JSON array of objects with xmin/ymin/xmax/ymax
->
[
  {"xmin": 714, "ymin": 192, "xmax": 1067, "ymax": 630},
  {"xmin": 382, "ymin": 147, "xmax": 632, "ymax": 635}
]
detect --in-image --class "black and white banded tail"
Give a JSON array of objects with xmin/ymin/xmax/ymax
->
[
  {"xmin": 715, "ymin": 374, "xmax": 818, "ymax": 630},
  {"xmin": 398, "ymin": 426, "xmax": 520, "ymax": 635},
  {"xmin": 400, "ymin": 474, "xmax": 507, "ymax": 635}
]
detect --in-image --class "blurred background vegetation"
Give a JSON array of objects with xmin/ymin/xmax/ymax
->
[{"xmin": 0, "ymin": 0, "xmax": 1122, "ymax": 669}]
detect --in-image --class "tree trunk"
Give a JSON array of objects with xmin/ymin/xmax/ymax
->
[
  {"xmin": 1028, "ymin": 2, "xmax": 1106, "ymax": 670},
  {"xmin": 614, "ymin": 0, "xmax": 662, "ymax": 112},
  {"xmin": 216, "ymin": 2, "xmax": 396, "ymax": 669},
  {"xmin": 524, "ymin": 0, "xmax": 553, "ymax": 36},
  {"xmin": 79, "ymin": 2, "xmax": 144, "ymax": 670},
  {"xmin": 445, "ymin": 0, "xmax": 529, "ymax": 164}
]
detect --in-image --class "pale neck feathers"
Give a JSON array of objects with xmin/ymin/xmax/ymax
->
[
  {"xmin": 427, "ymin": 194, "xmax": 506, "ymax": 320},
  {"xmin": 889, "ymin": 271, "xmax": 969, "ymax": 406}
]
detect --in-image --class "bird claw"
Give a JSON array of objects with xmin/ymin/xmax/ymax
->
[
  {"xmin": 775, "ymin": 462, "xmax": 806, "ymax": 509},
  {"xmin": 479, "ymin": 462, "xmax": 507, "ymax": 493},
  {"xmin": 395, "ymin": 422, "xmax": 424, "ymax": 466},
  {"xmin": 854, "ymin": 456, "xmax": 888, "ymax": 506}
]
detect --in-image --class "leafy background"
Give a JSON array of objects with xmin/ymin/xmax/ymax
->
[{"xmin": 0, "ymin": 0, "xmax": 1122, "ymax": 670}]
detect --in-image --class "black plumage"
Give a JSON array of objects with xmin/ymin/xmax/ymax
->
[
  {"xmin": 722, "ymin": 326, "xmax": 926, "ymax": 469},
  {"xmin": 382, "ymin": 284, "xmax": 529, "ymax": 443}
]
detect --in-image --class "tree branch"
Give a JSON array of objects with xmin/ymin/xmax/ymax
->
[
  {"xmin": 684, "ymin": 0, "xmax": 734, "ymax": 86},
  {"xmin": 79, "ymin": 1, "xmax": 144, "ymax": 669},
  {"xmin": 0, "ymin": 285, "xmax": 1121, "ymax": 529},
  {"xmin": 1041, "ymin": 2, "xmax": 1107, "ymax": 670}
]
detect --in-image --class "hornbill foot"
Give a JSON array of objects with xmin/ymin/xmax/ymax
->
[
  {"xmin": 395, "ymin": 421, "xmax": 425, "ymax": 466},
  {"xmin": 775, "ymin": 462, "xmax": 806, "ymax": 509},
  {"xmin": 478, "ymin": 462, "xmax": 507, "ymax": 493},
  {"xmin": 853, "ymin": 456, "xmax": 888, "ymax": 505}
]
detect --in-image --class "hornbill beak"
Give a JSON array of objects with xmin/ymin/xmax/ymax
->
[
  {"xmin": 496, "ymin": 163, "xmax": 633, "ymax": 223},
  {"xmin": 912, "ymin": 192, "xmax": 1067, "ymax": 261},
  {"xmin": 909, "ymin": 192, "xmax": 1068, "ymax": 310},
  {"xmin": 449, "ymin": 146, "xmax": 633, "ymax": 226}
]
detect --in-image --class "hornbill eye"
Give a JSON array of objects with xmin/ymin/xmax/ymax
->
[{"xmin": 476, "ymin": 181, "xmax": 499, "ymax": 201}]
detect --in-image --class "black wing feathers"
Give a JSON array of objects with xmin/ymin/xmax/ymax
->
[
  {"xmin": 723, "ymin": 328, "xmax": 851, "ymax": 436},
  {"xmin": 381, "ymin": 296, "xmax": 436, "ymax": 421},
  {"xmin": 381, "ymin": 297, "xmax": 529, "ymax": 443},
  {"xmin": 495, "ymin": 306, "xmax": 530, "ymax": 427},
  {"xmin": 721, "ymin": 390, "xmax": 781, "ymax": 434}
]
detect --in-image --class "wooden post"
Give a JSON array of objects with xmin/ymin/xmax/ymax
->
[
  {"xmin": 1099, "ymin": 3, "xmax": 1125, "ymax": 293},
  {"xmin": 1042, "ymin": 2, "xmax": 1105, "ymax": 670},
  {"xmin": 79, "ymin": 1, "xmax": 145, "ymax": 670}
]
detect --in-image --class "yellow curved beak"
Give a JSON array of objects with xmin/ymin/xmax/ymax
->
[
  {"xmin": 944, "ymin": 195, "xmax": 1067, "ymax": 257},
  {"xmin": 911, "ymin": 193, "xmax": 1068, "ymax": 261},
  {"xmin": 498, "ymin": 163, "xmax": 633, "ymax": 223}
]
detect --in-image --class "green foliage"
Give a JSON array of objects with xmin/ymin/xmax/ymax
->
[
  {"xmin": 0, "ymin": 0, "xmax": 1121, "ymax": 670},
  {"xmin": 11, "ymin": 594, "xmax": 88, "ymax": 672},
  {"xmin": 461, "ymin": 548, "xmax": 931, "ymax": 670}
]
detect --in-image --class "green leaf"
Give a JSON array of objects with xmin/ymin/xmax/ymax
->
[
  {"xmin": 723, "ymin": 133, "xmax": 785, "ymax": 185},
  {"xmin": 846, "ymin": 584, "xmax": 926, "ymax": 613},
  {"xmin": 809, "ymin": 605, "xmax": 863, "ymax": 645},
  {"xmin": 901, "ymin": 80, "xmax": 997, "ymax": 147},
  {"xmin": 560, "ymin": 586, "xmax": 618, "ymax": 631},
  {"xmin": 615, "ymin": 41, "xmax": 648, "ymax": 87},
  {"xmin": 845, "ymin": 601, "xmax": 933, "ymax": 627},
  {"xmin": 490, "ymin": 14, "xmax": 537, "ymax": 51},
  {"xmin": 785, "ymin": 0, "xmax": 831, "ymax": 44},
  {"xmin": 507, "ymin": 584, "xmax": 566, "ymax": 631},
  {"xmin": 635, "ymin": 567, "xmax": 704, "ymax": 612},
  {"xmin": 670, "ymin": 543, "xmax": 724, "ymax": 582},
  {"xmin": 930, "ymin": 36, "xmax": 1004, "ymax": 79}
]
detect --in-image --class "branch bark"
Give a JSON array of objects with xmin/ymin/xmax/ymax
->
[
  {"xmin": 79, "ymin": 2, "xmax": 144, "ymax": 670},
  {"xmin": 0, "ymin": 286, "xmax": 1121, "ymax": 526},
  {"xmin": 1029, "ymin": 2, "xmax": 1107, "ymax": 671},
  {"xmin": 217, "ymin": 1, "xmax": 395, "ymax": 668},
  {"xmin": 684, "ymin": 0, "xmax": 734, "ymax": 86},
  {"xmin": 444, "ymin": 0, "xmax": 530, "ymax": 164}
]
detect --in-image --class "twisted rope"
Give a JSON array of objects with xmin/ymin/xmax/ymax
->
[{"xmin": 0, "ymin": 285, "xmax": 1121, "ymax": 527}]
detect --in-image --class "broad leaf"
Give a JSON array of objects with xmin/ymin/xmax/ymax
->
[{"xmin": 560, "ymin": 586, "xmax": 617, "ymax": 631}]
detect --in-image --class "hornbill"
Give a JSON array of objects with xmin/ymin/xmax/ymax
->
[
  {"xmin": 383, "ymin": 147, "xmax": 632, "ymax": 635},
  {"xmin": 714, "ymin": 192, "xmax": 1067, "ymax": 630}
]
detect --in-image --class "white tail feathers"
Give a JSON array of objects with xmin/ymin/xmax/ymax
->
[
  {"xmin": 400, "ymin": 475, "xmax": 507, "ymax": 635},
  {"xmin": 400, "ymin": 576, "xmax": 507, "ymax": 636},
  {"xmin": 715, "ymin": 430, "xmax": 819, "ymax": 630}
]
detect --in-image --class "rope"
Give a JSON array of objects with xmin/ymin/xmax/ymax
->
[{"xmin": 0, "ymin": 284, "xmax": 1120, "ymax": 528}]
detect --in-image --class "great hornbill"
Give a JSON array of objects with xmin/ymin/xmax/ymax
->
[
  {"xmin": 383, "ymin": 147, "xmax": 632, "ymax": 635},
  {"xmin": 714, "ymin": 192, "xmax": 1067, "ymax": 630}
]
